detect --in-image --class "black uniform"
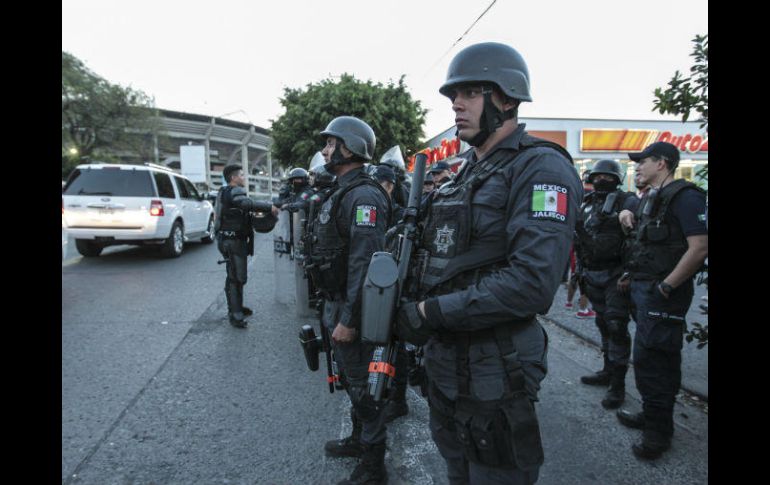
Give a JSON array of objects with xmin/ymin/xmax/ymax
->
[
  {"xmin": 574, "ymin": 188, "xmax": 639, "ymax": 404},
  {"xmin": 413, "ymin": 125, "xmax": 581, "ymax": 484},
  {"xmin": 215, "ymin": 185, "xmax": 274, "ymax": 324},
  {"xmin": 625, "ymin": 180, "xmax": 706, "ymax": 447},
  {"xmin": 306, "ymin": 167, "xmax": 391, "ymax": 446}
]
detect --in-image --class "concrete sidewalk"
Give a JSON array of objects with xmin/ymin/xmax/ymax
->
[{"xmin": 542, "ymin": 283, "xmax": 708, "ymax": 401}]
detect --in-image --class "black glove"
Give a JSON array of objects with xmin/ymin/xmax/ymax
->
[{"xmin": 396, "ymin": 301, "xmax": 437, "ymax": 346}]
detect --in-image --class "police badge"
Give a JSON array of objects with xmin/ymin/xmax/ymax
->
[{"xmin": 434, "ymin": 224, "xmax": 455, "ymax": 254}]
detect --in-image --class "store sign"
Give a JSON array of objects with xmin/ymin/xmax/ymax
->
[
  {"xmin": 580, "ymin": 129, "xmax": 707, "ymax": 154},
  {"xmin": 407, "ymin": 138, "xmax": 462, "ymax": 171}
]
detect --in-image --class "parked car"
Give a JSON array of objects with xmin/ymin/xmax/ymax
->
[{"xmin": 62, "ymin": 163, "xmax": 215, "ymax": 258}]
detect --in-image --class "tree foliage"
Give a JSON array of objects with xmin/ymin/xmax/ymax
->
[
  {"xmin": 653, "ymin": 34, "xmax": 708, "ymax": 133},
  {"xmin": 653, "ymin": 34, "xmax": 709, "ymax": 349},
  {"xmin": 62, "ymin": 51, "xmax": 160, "ymax": 178},
  {"xmin": 270, "ymin": 74, "xmax": 427, "ymax": 168}
]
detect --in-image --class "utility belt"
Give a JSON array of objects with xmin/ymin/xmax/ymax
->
[
  {"xmin": 218, "ymin": 230, "xmax": 248, "ymax": 240},
  {"xmin": 582, "ymin": 260, "xmax": 623, "ymax": 272},
  {"xmin": 629, "ymin": 271, "xmax": 664, "ymax": 281},
  {"xmin": 435, "ymin": 317, "xmax": 535, "ymax": 345},
  {"xmin": 428, "ymin": 322, "xmax": 544, "ymax": 471}
]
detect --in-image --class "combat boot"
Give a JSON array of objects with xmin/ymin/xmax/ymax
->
[
  {"xmin": 382, "ymin": 385, "xmax": 409, "ymax": 424},
  {"xmin": 616, "ymin": 409, "xmax": 645, "ymax": 429},
  {"xmin": 632, "ymin": 429, "xmax": 671, "ymax": 460},
  {"xmin": 325, "ymin": 410, "xmax": 364, "ymax": 458},
  {"xmin": 601, "ymin": 365, "xmax": 627, "ymax": 409},
  {"xmin": 338, "ymin": 442, "xmax": 388, "ymax": 485},
  {"xmin": 580, "ymin": 353, "xmax": 611, "ymax": 386}
]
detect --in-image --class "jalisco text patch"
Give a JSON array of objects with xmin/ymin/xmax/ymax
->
[
  {"xmin": 529, "ymin": 183, "xmax": 568, "ymax": 222},
  {"xmin": 355, "ymin": 205, "xmax": 377, "ymax": 227}
]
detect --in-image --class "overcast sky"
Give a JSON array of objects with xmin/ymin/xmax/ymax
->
[{"xmin": 62, "ymin": 0, "xmax": 707, "ymax": 139}]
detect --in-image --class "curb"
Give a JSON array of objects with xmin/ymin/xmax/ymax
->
[{"xmin": 538, "ymin": 314, "xmax": 709, "ymax": 403}]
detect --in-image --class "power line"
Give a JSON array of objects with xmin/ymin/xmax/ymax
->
[{"xmin": 422, "ymin": 0, "xmax": 498, "ymax": 80}]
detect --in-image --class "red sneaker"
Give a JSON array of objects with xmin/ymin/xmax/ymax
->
[
  {"xmin": 565, "ymin": 302, "xmax": 574, "ymax": 309},
  {"xmin": 576, "ymin": 309, "xmax": 596, "ymax": 318}
]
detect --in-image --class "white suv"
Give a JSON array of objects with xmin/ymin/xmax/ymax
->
[{"xmin": 62, "ymin": 163, "xmax": 215, "ymax": 258}]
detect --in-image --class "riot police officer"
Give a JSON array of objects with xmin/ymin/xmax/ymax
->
[
  {"xmin": 215, "ymin": 164, "xmax": 279, "ymax": 328},
  {"xmin": 616, "ymin": 141, "xmax": 707, "ymax": 460},
  {"xmin": 396, "ymin": 42, "xmax": 581, "ymax": 484},
  {"xmin": 306, "ymin": 116, "xmax": 391, "ymax": 485},
  {"xmin": 574, "ymin": 160, "xmax": 640, "ymax": 409},
  {"xmin": 280, "ymin": 167, "xmax": 314, "ymax": 213}
]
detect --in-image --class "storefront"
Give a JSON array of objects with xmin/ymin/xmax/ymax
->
[{"xmin": 418, "ymin": 117, "xmax": 708, "ymax": 192}]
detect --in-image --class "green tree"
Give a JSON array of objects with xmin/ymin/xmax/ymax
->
[
  {"xmin": 270, "ymin": 73, "xmax": 427, "ymax": 169},
  {"xmin": 653, "ymin": 34, "xmax": 708, "ymax": 183},
  {"xmin": 62, "ymin": 51, "xmax": 160, "ymax": 178},
  {"xmin": 652, "ymin": 33, "xmax": 708, "ymax": 348}
]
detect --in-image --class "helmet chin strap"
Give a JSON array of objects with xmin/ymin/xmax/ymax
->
[
  {"xmin": 463, "ymin": 91, "xmax": 517, "ymax": 147},
  {"xmin": 324, "ymin": 140, "xmax": 354, "ymax": 172}
]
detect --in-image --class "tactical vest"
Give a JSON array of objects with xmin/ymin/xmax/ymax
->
[
  {"xmin": 307, "ymin": 173, "xmax": 390, "ymax": 299},
  {"xmin": 626, "ymin": 179, "xmax": 704, "ymax": 280},
  {"xmin": 415, "ymin": 136, "xmax": 573, "ymax": 298},
  {"xmin": 217, "ymin": 185, "xmax": 251, "ymax": 236},
  {"xmin": 574, "ymin": 190, "xmax": 632, "ymax": 270}
]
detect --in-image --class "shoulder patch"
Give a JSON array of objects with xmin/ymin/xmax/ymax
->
[
  {"xmin": 355, "ymin": 205, "xmax": 377, "ymax": 227},
  {"xmin": 529, "ymin": 183, "xmax": 569, "ymax": 223}
]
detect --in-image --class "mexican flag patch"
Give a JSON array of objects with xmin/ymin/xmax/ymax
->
[
  {"xmin": 530, "ymin": 184, "xmax": 568, "ymax": 222},
  {"xmin": 355, "ymin": 205, "xmax": 377, "ymax": 227}
]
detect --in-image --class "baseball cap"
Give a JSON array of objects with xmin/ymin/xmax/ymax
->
[
  {"xmin": 628, "ymin": 141, "xmax": 680, "ymax": 164},
  {"xmin": 429, "ymin": 161, "xmax": 451, "ymax": 173}
]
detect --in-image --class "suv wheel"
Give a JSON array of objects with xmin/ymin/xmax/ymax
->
[
  {"xmin": 161, "ymin": 221, "xmax": 184, "ymax": 258},
  {"xmin": 201, "ymin": 216, "xmax": 215, "ymax": 244},
  {"xmin": 75, "ymin": 239, "xmax": 103, "ymax": 257}
]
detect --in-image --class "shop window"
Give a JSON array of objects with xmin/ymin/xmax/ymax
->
[{"xmin": 677, "ymin": 166, "xmax": 693, "ymax": 181}]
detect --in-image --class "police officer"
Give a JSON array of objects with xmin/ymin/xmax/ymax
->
[
  {"xmin": 616, "ymin": 141, "xmax": 708, "ymax": 460},
  {"xmin": 306, "ymin": 116, "xmax": 392, "ymax": 484},
  {"xmin": 280, "ymin": 167, "xmax": 314, "ymax": 212},
  {"xmin": 429, "ymin": 160, "xmax": 453, "ymax": 188},
  {"xmin": 372, "ymin": 164, "xmax": 405, "ymax": 223},
  {"xmin": 574, "ymin": 160, "xmax": 640, "ymax": 409},
  {"xmin": 396, "ymin": 42, "xmax": 581, "ymax": 484},
  {"xmin": 215, "ymin": 164, "xmax": 280, "ymax": 328}
]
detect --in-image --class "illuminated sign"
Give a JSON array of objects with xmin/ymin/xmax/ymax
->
[{"xmin": 580, "ymin": 129, "xmax": 707, "ymax": 154}]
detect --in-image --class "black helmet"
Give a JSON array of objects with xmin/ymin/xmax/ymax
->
[
  {"xmin": 589, "ymin": 159, "xmax": 623, "ymax": 184},
  {"xmin": 288, "ymin": 167, "xmax": 309, "ymax": 181},
  {"xmin": 251, "ymin": 211, "xmax": 277, "ymax": 233},
  {"xmin": 320, "ymin": 116, "xmax": 376, "ymax": 161},
  {"xmin": 439, "ymin": 42, "xmax": 532, "ymax": 102}
]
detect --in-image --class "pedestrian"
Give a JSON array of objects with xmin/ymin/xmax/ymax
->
[
  {"xmin": 616, "ymin": 141, "xmax": 708, "ymax": 460},
  {"xmin": 565, "ymin": 245, "xmax": 594, "ymax": 317},
  {"xmin": 306, "ymin": 116, "xmax": 392, "ymax": 484},
  {"xmin": 573, "ymin": 160, "xmax": 640, "ymax": 409},
  {"xmin": 215, "ymin": 164, "xmax": 279, "ymax": 328},
  {"xmin": 395, "ymin": 42, "xmax": 581, "ymax": 485}
]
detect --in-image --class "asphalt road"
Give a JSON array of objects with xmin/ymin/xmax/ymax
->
[{"xmin": 62, "ymin": 234, "xmax": 708, "ymax": 484}]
